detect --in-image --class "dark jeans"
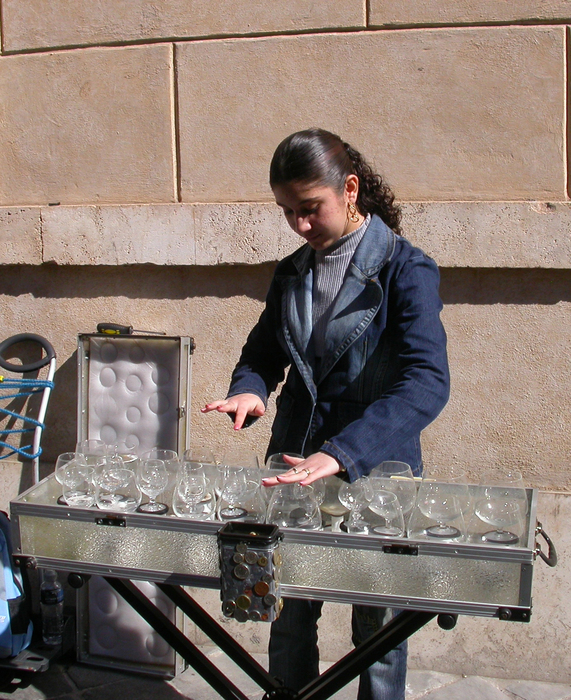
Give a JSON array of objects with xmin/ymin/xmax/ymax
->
[{"xmin": 269, "ymin": 598, "xmax": 407, "ymax": 700}]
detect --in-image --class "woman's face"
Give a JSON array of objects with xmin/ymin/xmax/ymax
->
[{"xmin": 273, "ymin": 175, "xmax": 362, "ymax": 251}]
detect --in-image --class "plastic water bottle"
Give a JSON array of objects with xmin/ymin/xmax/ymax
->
[{"xmin": 40, "ymin": 569, "xmax": 64, "ymax": 646}]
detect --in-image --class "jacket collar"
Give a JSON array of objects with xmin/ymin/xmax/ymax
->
[
  {"xmin": 278, "ymin": 215, "xmax": 396, "ymax": 388},
  {"xmin": 287, "ymin": 214, "xmax": 395, "ymax": 280}
]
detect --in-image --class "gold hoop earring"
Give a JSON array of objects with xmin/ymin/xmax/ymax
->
[{"xmin": 348, "ymin": 203, "xmax": 359, "ymax": 223}]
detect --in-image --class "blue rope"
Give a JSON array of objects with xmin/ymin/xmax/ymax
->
[{"xmin": 0, "ymin": 377, "xmax": 55, "ymax": 460}]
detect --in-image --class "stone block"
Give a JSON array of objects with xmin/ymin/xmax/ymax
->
[
  {"xmin": 194, "ymin": 204, "xmax": 288, "ymax": 265},
  {"xmin": 402, "ymin": 201, "xmax": 571, "ymax": 268},
  {"xmin": 177, "ymin": 27, "xmax": 565, "ymax": 203},
  {"xmin": 42, "ymin": 205, "xmax": 196, "ymax": 265},
  {"xmin": 12, "ymin": 201, "xmax": 571, "ymax": 267},
  {"xmin": 0, "ymin": 208, "xmax": 42, "ymax": 264},
  {"xmin": 370, "ymin": 1, "xmax": 571, "ymax": 26},
  {"xmin": 1, "ymin": 0, "xmax": 364, "ymax": 52},
  {"xmin": 0, "ymin": 46, "xmax": 176, "ymax": 206}
]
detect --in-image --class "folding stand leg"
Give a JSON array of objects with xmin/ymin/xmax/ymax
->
[
  {"xmin": 106, "ymin": 578, "xmax": 437, "ymax": 700},
  {"xmin": 295, "ymin": 610, "xmax": 436, "ymax": 700},
  {"xmin": 105, "ymin": 578, "xmax": 279, "ymax": 700}
]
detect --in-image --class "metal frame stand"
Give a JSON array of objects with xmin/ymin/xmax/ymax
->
[{"xmin": 104, "ymin": 578, "xmax": 437, "ymax": 700}]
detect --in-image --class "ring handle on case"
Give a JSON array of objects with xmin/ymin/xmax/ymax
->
[
  {"xmin": 535, "ymin": 521, "xmax": 558, "ymax": 567},
  {"xmin": 0, "ymin": 333, "xmax": 56, "ymax": 373}
]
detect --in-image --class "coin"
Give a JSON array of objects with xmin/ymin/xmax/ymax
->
[
  {"xmin": 273, "ymin": 551, "xmax": 282, "ymax": 566},
  {"xmin": 257, "ymin": 555, "xmax": 268, "ymax": 567},
  {"xmin": 263, "ymin": 593, "xmax": 277, "ymax": 607},
  {"xmin": 236, "ymin": 542, "xmax": 248, "ymax": 554},
  {"xmin": 222, "ymin": 600, "xmax": 236, "ymax": 617},
  {"xmin": 253, "ymin": 581, "xmax": 270, "ymax": 597},
  {"xmin": 261, "ymin": 574, "xmax": 273, "ymax": 585},
  {"xmin": 233, "ymin": 553, "xmax": 244, "ymax": 564},
  {"xmin": 236, "ymin": 594, "xmax": 251, "ymax": 610},
  {"xmin": 234, "ymin": 608, "xmax": 249, "ymax": 623},
  {"xmin": 249, "ymin": 610, "xmax": 261, "ymax": 622},
  {"xmin": 233, "ymin": 563, "xmax": 250, "ymax": 580},
  {"xmin": 244, "ymin": 551, "xmax": 258, "ymax": 565}
]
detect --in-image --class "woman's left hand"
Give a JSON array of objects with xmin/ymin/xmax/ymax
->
[{"xmin": 262, "ymin": 452, "xmax": 342, "ymax": 487}]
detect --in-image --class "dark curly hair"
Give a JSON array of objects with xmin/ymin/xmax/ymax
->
[{"xmin": 269, "ymin": 128, "xmax": 402, "ymax": 235}]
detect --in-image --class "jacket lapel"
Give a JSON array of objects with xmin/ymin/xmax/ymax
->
[{"xmin": 318, "ymin": 216, "xmax": 395, "ymax": 383}]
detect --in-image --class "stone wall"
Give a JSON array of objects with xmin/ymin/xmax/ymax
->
[{"xmin": 1, "ymin": 2, "xmax": 570, "ymax": 682}]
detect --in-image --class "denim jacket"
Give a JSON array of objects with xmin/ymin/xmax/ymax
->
[{"xmin": 227, "ymin": 214, "xmax": 450, "ymax": 480}]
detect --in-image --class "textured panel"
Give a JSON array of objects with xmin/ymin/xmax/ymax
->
[
  {"xmin": 0, "ymin": 46, "xmax": 176, "ymax": 206},
  {"xmin": 177, "ymin": 28, "xmax": 565, "ymax": 202},
  {"xmin": 1, "ymin": 0, "xmax": 364, "ymax": 52}
]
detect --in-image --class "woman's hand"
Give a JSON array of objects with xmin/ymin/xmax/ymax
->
[
  {"xmin": 201, "ymin": 393, "xmax": 265, "ymax": 430},
  {"xmin": 262, "ymin": 452, "xmax": 342, "ymax": 487}
]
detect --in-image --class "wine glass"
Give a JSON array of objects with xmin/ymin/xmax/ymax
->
[
  {"xmin": 266, "ymin": 483, "xmax": 322, "ymax": 530},
  {"xmin": 61, "ymin": 465, "xmax": 96, "ymax": 507},
  {"xmin": 217, "ymin": 467, "xmax": 250, "ymax": 520},
  {"xmin": 110, "ymin": 440, "xmax": 140, "ymax": 470},
  {"xmin": 423, "ymin": 464, "xmax": 471, "ymax": 517},
  {"xmin": 55, "ymin": 453, "xmax": 83, "ymax": 485},
  {"xmin": 182, "ymin": 447, "xmax": 215, "ymax": 466},
  {"xmin": 96, "ymin": 464, "xmax": 141, "ymax": 513},
  {"xmin": 265, "ymin": 452, "xmax": 304, "ymax": 470},
  {"xmin": 474, "ymin": 470, "xmax": 527, "ymax": 545},
  {"xmin": 173, "ymin": 464, "xmax": 216, "ymax": 519},
  {"xmin": 338, "ymin": 478, "xmax": 373, "ymax": 534},
  {"xmin": 368, "ymin": 490, "xmax": 405, "ymax": 536},
  {"xmin": 136, "ymin": 458, "xmax": 169, "ymax": 514},
  {"xmin": 232, "ymin": 481, "xmax": 267, "ymax": 523},
  {"xmin": 140, "ymin": 448, "xmax": 180, "ymax": 492},
  {"xmin": 76, "ymin": 439, "xmax": 108, "ymax": 461},
  {"xmin": 474, "ymin": 494, "xmax": 526, "ymax": 545},
  {"xmin": 415, "ymin": 478, "xmax": 464, "ymax": 539},
  {"xmin": 220, "ymin": 448, "xmax": 259, "ymax": 470},
  {"xmin": 318, "ymin": 475, "xmax": 349, "ymax": 532},
  {"xmin": 369, "ymin": 461, "xmax": 416, "ymax": 522}
]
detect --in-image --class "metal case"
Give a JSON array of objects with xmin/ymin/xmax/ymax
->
[
  {"xmin": 74, "ymin": 333, "xmax": 194, "ymax": 676},
  {"xmin": 11, "ymin": 476, "xmax": 539, "ymax": 623}
]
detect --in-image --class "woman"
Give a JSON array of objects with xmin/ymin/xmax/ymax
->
[{"xmin": 203, "ymin": 128, "xmax": 450, "ymax": 700}]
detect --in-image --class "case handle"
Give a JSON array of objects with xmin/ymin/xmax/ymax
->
[
  {"xmin": 535, "ymin": 521, "xmax": 558, "ymax": 567},
  {"xmin": 0, "ymin": 333, "xmax": 56, "ymax": 373}
]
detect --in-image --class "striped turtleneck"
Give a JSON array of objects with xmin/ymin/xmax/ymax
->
[{"xmin": 312, "ymin": 214, "xmax": 371, "ymax": 359}]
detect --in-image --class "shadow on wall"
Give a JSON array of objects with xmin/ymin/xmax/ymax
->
[
  {"xmin": 1, "ymin": 265, "xmax": 570, "ymax": 305},
  {"xmin": 0, "ymin": 264, "xmax": 277, "ymax": 302},
  {"xmin": 439, "ymin": 268, "xmax": 571, "ymax": 305}
]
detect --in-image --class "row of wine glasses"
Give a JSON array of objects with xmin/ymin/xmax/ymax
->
[{"xmin": 54, "ymin": 444, "xmax": 529, "ymax": 544}]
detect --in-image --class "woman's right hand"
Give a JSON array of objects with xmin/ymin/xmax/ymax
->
[{"xmin": 201, "ymin": 393, "xmax": 265, "ymax": 431}]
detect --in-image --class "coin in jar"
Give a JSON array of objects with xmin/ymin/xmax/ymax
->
[
  {"xmin": 273, "ymin": 551, "xmax": 282, "ymax": 566},
  {"xmin": 249, "ymin": 610, "xmax": 261, "ymax": 622},
  {"xmin": 257, "ymin": 555, "xmax": 268, "ymax": 567},
  {"xmin": 244, "ymin": 551, "xmax": 258, "ymax": 565},
  {"xmin": 263, "ymin": 593, "xmax": 277, "ymax": 607},
  {"xmin": 236, "ymin": 594, "xmax": 251, "ymax": 610},
  {"xmin": 253, "ymin": 580, "xmax": 270, "ymax": 597},
  {"xmin": 236, "ymin": 542, "xmax": 248, "ymax": 554},
  {"xmin": 222, "ymin": 600, "xmax": 236, "ymax": 617},
  {"xmin": 261, "ymin": 573, "xmax": 273, "ymax": 585},
  {"xmin": 234, "ymin": 608, "xmax": 249, "ymax": 623},
  {"xmin": 233, "ymin": 563, "xmax": 250, "ymax": 580},
  {"xmin": 232, "ymin": 552, "xmax": 244, "ymax": 564}
]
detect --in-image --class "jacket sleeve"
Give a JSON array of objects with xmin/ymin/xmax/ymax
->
[
  {"xmin": 226, "ymin": 274, "xmax": 291, "ymax": 411},
  {"xmin": 320, "ymin": 251, "xmax": 450, "ymax": 480}
]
